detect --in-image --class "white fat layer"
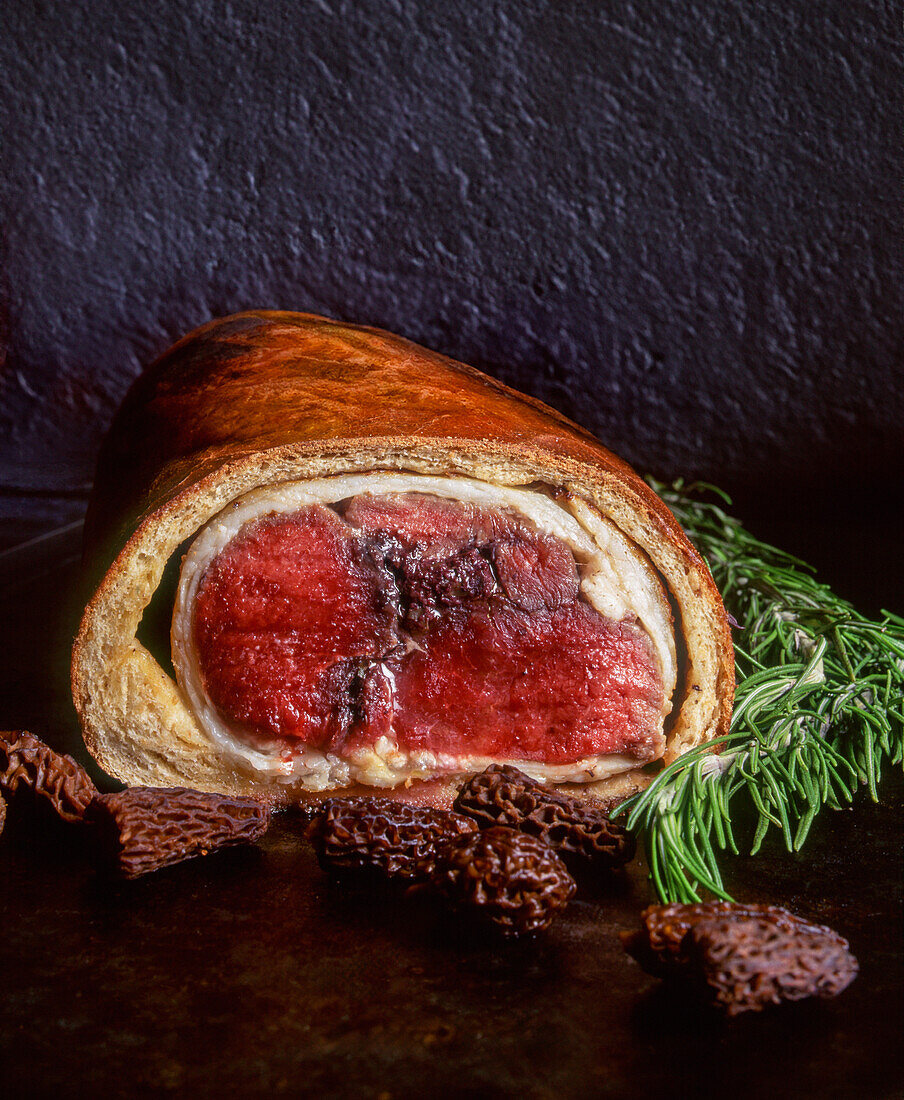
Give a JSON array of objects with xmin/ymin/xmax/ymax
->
[
  {"xmin": 172, "ymin": 473, "xmax": 677, "ymax": 788},
  {"xmin": 566, "ymin": 494, "xmax": 678, "ymax": 710}
]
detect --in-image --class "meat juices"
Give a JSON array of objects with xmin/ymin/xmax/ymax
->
[{"xmin": 191, "ymin": 493, "xmax": 665, "ymax": 769}]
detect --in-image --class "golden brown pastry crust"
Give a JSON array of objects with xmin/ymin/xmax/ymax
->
[{"xmin": 72, "ymin": 311, "xmax": 734, "ymax": 806}]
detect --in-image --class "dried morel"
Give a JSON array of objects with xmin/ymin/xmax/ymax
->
[
  {"xmin": 90, "ymin": 787, "xmax": 271, "ymax": 878},
  {"xmin": 621, "ymin": 901, "xmax": 831, "ymax": 978},
  {"xmin": 0, "ymin": 729, "xmax": 97, "ymax": 823},
  {"xmin": 453, "ymin": 764, "xmax": 634, "ymax": 871},
  {"xmin": 623, "ymin": 901, "xmax": 858, "ymax": 1014},
  {"xmin": 687, "ymin": 916, "xmax": 859, "ymax": 1016},
  {"xmin": 0, "ymin": 791, "xmax": 6, "ymax": 838},
  {"xmin": 307, "ymin": 798, "xmax": 477, "ymax": 880},
  {"xmin": 425, "ymin": 826, "xmax": 575, "ymax": 937}
]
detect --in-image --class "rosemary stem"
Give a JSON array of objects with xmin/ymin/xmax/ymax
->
[{"xmin": 620, "ymin": 479, "xmax": 904, "ymax": 904}]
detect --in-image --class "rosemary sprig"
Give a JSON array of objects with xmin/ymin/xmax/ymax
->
[{"xmin": 614, "ymin": 480, "xmax": 904, "ymax": 904}]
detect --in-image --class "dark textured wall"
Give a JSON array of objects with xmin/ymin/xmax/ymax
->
[{"xmin": 1, "ymin": 1, "xmax": 901, "ymax": 598}]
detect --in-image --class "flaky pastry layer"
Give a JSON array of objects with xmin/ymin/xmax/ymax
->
[{"xmin": 72, "ymin": 311, "xmax": 734, "ymax": 807}]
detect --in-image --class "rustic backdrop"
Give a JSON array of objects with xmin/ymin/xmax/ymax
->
[{"xmin": 1, "ymin": 0, "xmax": 901, "ymax": 606}]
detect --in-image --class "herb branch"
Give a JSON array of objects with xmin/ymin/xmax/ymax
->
[{"xmin": 614, "ymin": 480, "xmax": 904, "ymax": 904}]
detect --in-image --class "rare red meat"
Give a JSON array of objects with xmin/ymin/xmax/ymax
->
[
  {"xmin": 193, "ymin": 505, "xmax": 398, "ymax": 748},
  {"xmin": 382, "ymin": 604, "xmax": 663, "ymax": 763},
  {"xmin": 344, "ymin": 493, "xmax": 497, "ymax": 548},
  {"xmin": 190, "ymin": 494, "xmax": 664, "ymax": 767}
]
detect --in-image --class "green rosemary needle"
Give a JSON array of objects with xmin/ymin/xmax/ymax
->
[{"xmin": 613, "ymin": 480, "xmax": 904, "ymax": 904}]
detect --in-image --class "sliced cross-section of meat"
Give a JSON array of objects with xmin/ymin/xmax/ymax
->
[
  {"xmin": 193, "ymin": 504, "xmax": 398, "ymax": 748},
  {"xmin": 490, "ymin": 533, "xmax": 579, "ymax": 612},
  {"xmin": 382, "ymin": 603, "xmax": 664, "ymax": 764},
  {"xmin": 190, "ymin": 492, "xmax": 665, "ymax": 771}
]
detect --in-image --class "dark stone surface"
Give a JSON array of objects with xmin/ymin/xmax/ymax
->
[
  {"xmin": 2, "ymin": 784, "xmax": 901, "ymax": 1100},
  {"xmin": 1, "ymin": 0, "xmax": 901, "ymax": 514},
  {"xmin": 0, "ymin": 521, "xmax": 902, "ymax": 1098}
]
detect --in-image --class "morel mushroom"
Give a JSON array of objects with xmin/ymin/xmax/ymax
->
[
  {"xmin": 687, "ymin": 915, "xmax": 859, "ymax": 1015},
  {"xmin": 425, "ymin": 825, "xmax": 576, "ymax": 937},
  {"xmin": 307, "ymin": 798, "xmax": 477, "ymax": 880},
  {"xmin": 454, "ymin": 764, "xmax": 635, "ymax": 871},
  {"xmin": 623, "ymin": 901, "xmax": 858, "ymax": 1013},
  {"xmin": 0, "ymin": 729, "xmax": 97, "ymax": 824},
  {"xmin": 90, "ymin": 786, "xmax": 271, "ymax": 878}
]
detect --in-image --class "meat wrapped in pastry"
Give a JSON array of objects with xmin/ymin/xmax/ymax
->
[{"xmin": 72, "ymin": 312, "xmax": 734, "ymax": 807}]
